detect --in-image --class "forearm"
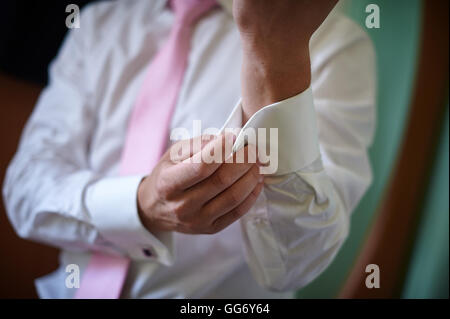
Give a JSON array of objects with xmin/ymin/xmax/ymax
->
[{"xmin": 234, "ymin": 0, "xmax": 337, "ymax": 123}]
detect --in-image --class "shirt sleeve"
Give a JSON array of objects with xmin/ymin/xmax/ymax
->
[
  {"xmin": 222, "ymin": 15, "xmax": 376, "ymax": 291},
  {"xmin": 2, "ymin": 6, "xmax": 173, "ymax": 265}
]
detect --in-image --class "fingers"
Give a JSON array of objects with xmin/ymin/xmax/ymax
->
[
  {"xmin": 209, "ymin": 180, "xmax": 264, "ymax": 234},
  {"xmin": 187, "ymin": 144, "xmax": 258, "ymax": 205},
  {"xmin": 163, "ymin": 133, "xmax": 235, "ymax": 192},
  {"xmin": 167, "ymin": 135, "xmax": 215, "ymax": 163},
  {"xmin": 201, "ymin": 163, "xmax": 263, "ymax": 222}
]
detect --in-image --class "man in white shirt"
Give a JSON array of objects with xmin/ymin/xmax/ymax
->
[{"xmin": 3, "ymin": 0, "xmax": 375, "ymax": 298}]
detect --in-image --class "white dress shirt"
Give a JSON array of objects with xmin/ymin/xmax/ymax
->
[{"xmin": 3, "ymin": 0, "xmax": 376, "ymax": 298}]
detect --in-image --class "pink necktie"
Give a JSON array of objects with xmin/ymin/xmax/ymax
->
[{"xmin": 75, "ymin": 0, "xmax": 217, "ymax": 299}]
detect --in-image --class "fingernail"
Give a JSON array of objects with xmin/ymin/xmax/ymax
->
[{"xmin": 258, "ymin": 175, "xmax": 264, "ymax": 183}]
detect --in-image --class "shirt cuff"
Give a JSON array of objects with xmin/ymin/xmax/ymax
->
[
  {"xmin": 85, "ymin": 175, "xmax": 174, "ymax": 265},
  {"xmin": 220, "ymin": 87, "xmax": 320, "ymax": 175}
]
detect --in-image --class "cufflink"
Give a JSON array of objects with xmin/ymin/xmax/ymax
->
[{"xmin": 142, "ymin": 248, "xmax": 153, "ymax": 257}]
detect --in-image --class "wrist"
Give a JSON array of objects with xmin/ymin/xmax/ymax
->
[
  {"xmin": 137, "ymin": 176, "xmax": 153, "ymax": 232},
  {"xmin": 240, "ymin": 50, "xmax": 311, "ymax": 122}
]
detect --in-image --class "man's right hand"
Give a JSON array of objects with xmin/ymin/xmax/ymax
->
[{"xmin": 137, "ymin": 134, "xmax": 264, "ymax": 235}]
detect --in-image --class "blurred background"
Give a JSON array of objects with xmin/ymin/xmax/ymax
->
[{"xmin": 0, "ymin": 0, "xmax": 448, "ymax": 298}]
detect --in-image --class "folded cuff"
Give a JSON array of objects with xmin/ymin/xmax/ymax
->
[
  {"xmin": 85, "ymin": 175, "xmax": 173, "ymax": 265},
  {"xmin": 221, "ymin": 87, "xmax": 320, "ymax": 175}
]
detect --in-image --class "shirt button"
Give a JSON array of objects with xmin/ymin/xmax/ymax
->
[{"xmin": 142, "ymin": 248, "xmax": 153, "ymax": 257}]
